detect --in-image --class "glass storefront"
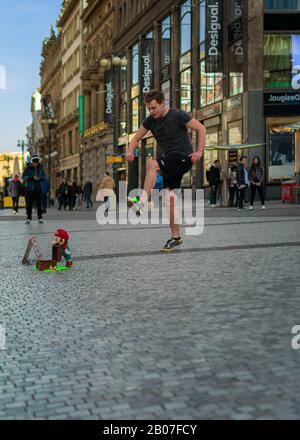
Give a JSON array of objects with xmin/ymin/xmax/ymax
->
[
  {"xmin": 264, "ymin": 0, "xmax": 300, "ymax": 9},
  {"xmin": 131, "ymin": 44, "xmax": 140, "ymax": 132},
  {"xmin": 203, "ymin": 131, "xmax": 219, "ymax": 186},
  {"xmin": 266, "ymin": 116, "xmax": 300, "ymax": 181},
  {"xmin": 264, "ymin": 34, "xmax": 300, "ymax": 90},
  {"xmin": 179, "ymin": 1, "xmax": 192, "ymax": 112}
]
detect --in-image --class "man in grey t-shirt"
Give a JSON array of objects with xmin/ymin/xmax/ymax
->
[{"xmin": 125, "ymin": 90, "xmax": 206, "ymax": 252}]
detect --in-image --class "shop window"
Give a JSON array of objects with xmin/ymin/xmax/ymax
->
[
  {"xmin": 161, "ymin": 16, "xmax": 171, "ymax": 67},
  {"xmin": 131, "ymin": 97, "xmax": 139, "ymax": 132},
  {"xmin": 266, "ymin": 116, "xmax": 300, "ymax": 182},
  {"xmin": 180, "ymin": 0, "xmax": 192, "ymax": 55},
  {"xmin": 264, "ymin": 0, "xmax": 300, "ymax": 9},
  {"xmin": 199, "ymin": 0, "xmax": 223, "ymax": 107},
  {"xmin": 200, "ymin": 60, "xmax": 223, "ymax": 107},
  {"xmin": 131, "ymin": 43, "xmax": 139, "ymax": 86},
  {"xmin": 204, "ymin": 131, "xmax": 219, "ymax": 185},
  {"xmin": 180, "ymin": 69, "xmax": 192, "ymax": 112},
  {"xmin": 161, "ymin": 80, "xmax": 171, "ymax": 107},
  {"xmin": 179, "ymin": 1, "xmax": 192, "ymax": 112},
  {"xmin": 264, "ymin": 34, "xmax": 300, "ymax": 90}
]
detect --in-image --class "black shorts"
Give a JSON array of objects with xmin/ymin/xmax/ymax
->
[{"xmin": 157, "ymin": 152, "xmax": 193, "ymax": 190}]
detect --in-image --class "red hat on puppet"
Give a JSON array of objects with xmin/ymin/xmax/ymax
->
[{"xmin": 55, "ymin": 228, "xmax": 69, "ymax": 242}]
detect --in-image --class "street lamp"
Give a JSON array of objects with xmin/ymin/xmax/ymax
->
[{"xmin": 17, "ymin": 139, "xmax": 25, "ymax": 173}]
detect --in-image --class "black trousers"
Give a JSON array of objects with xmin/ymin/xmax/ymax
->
[
  {"xmin": 59, "ymin": 195, "xmax": 68, "ymax": 210},
  {"xmin": 238, "ymin": 186, "xmax": 248, "ymax": 209},
  {"xmin": 26, "ymin": 190, "xmax": 43, "ymax": 220},
  {"xmin": 12, "ymin": 197, "xmax": 19, "ymax": 212},
  {"xmin": 229, "ymin": 186, "xmax": 238, "ymax": 207},
  {"xmin": 250, "ymin": 184, "xmax": 265, "ymax": 205}
]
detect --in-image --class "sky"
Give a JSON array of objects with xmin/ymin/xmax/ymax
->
[{"xmin": 0, "ymin": 0, "xmax": 62, "ymax": 152}]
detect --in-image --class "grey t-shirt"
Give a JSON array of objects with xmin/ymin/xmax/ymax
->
[{"xmin": 142, "ymin": 108, "xmax": 193, "ymax": 155}]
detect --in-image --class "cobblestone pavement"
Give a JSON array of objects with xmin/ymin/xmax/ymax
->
[{"xmin": 0, "ymin": 202, "xmax": 300, "ymax": 420}]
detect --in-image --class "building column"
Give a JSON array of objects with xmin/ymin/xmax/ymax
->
[
  {"xmin": 244, "ymin": 0, "xmax": 264, "ymax": 164},
  {"xmin": 84, "ymin": 89, "xmax": 91, "ymax": 130}
]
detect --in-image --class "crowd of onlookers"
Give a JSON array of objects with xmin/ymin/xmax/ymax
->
[
  {"xmin": 3, "ymin": 153, "xmax": 299, "ymax": 220},
  {"xmin": 207, "ymin": 155, "xmax": 266, "ymax": 210},
  {"xmin": 56, "ymin": 180, "xmax": 94, "ymax": 211}
]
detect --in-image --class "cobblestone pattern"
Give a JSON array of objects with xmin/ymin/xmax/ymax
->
[{"xmin": 0, "ymin": 206, "xmax": 299, "ymax": 420}]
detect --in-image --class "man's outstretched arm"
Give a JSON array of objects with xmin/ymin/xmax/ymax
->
[
  {"xmin": 186, "ymin": 119, "xmax": 206, "ymax": 163},
  {"xmin": 125, "ymin": 126, "xmax": 148, "ymax": 162}
]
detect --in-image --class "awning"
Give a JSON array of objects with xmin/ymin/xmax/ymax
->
[{"xmin": 205, "ymin": 143, "xmax": 265, "ymax": 151}]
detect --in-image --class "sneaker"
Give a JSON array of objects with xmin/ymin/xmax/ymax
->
[
  {"xmin": 127, "ymin": 196, "xmax": 144, "ymax": 216},
  {"xmin": 249, "ymin": 206, "xmax": 253, "ymax": 210},
  {"xmin": 38, "ymin": 219, "xmax": 44, "ymax": 224},
  {"xmin": 161, "ymin": 237, "xmax": 183, "ymax": 252},
  {"xmin": 25, "ymin": 220, "xmax": 31, "ymax": 225},
  {"xmin": 261, "ymin": 205, "xmax": 266, "ymax": 210}
]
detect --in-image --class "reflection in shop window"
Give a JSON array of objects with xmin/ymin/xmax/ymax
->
[
  {"xmin": 200, "ymin": 60, "xmax": 223, "ymax": 107},
  {"xmin": 204, "ymin": 131, "xmax": 219, "ymax": 185},
  {"xmin": 131, "ymin": 43, "xmax": 139, "ymax": 86},
  {"xmin": 131, "ymin": 98, "xmax": 139, "ymax": 132},
  {"xmin": 230, "ymin": 73, "xmax": 243, "ymax": 96},
  {"xmin": 180, "ymin": 69, "xmax": 192, "ymax": 113},
  {"xmin": 266, "ymin": 117, "xmax": 300, "ymax": 181},
  {"xmin": 180, "ymin": 0, "xmax": 192, "ymax": 55},
  {"xmin": 161, "ymin": 80, "xmax": 171, "ymax": 107},
  {"xmin": 161, "ymin": 16, "xmax": 171, "ymax": 67},
  {"xmin": 264, "ymin": 34, "xmax": 300, "ymax": 90}
]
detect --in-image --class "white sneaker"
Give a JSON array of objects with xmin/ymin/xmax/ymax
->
[
  {"xmin": 261, "ymin": 205, "xmax": 266, "ymax": 210},
  {"xmin": 249, "ymin": 206, "xmax": 253, "ymax": 210},
  {"xmin": 25, "ymin": 220, "xmax": 31, "ymax": 225},
  {"xmin": 38, "ymin": 219, "xmax": 44, "ymax": 224}
]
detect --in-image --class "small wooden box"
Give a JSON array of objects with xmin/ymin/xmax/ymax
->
[{"xmin": 36, "ymin": 260, "xmax": 53, "ymax": 271}]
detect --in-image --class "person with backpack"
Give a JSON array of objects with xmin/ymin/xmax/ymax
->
[
  {"xmin": 22, "ymin": 155, "xmax": 47, "ymax": 224},
  {"xmin": 208, "ymin": 160, "xmax": 221, "ymax": 207}
]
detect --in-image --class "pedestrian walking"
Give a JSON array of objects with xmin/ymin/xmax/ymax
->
[
  {"xmin": 98, "ymin": 172, "xmax": 115, "ymax": 214},
  {"xmin": 83, "ymin": 181, "xmax": 93, "ymax": 209},
  {"xmin": 125, "ymin": 89, "xmax": 205, "ymax": 252},
  {"xmin": 208, "ymin": 160, "xmax": 221, "ymax": 207},
  {"xmin": 236, "ymin": 156, "xmax": 250, "ymax": 211},
  {"xmin": 9, "ymin": 174, "xmax": 22, "ymax": 214},
  {"xmin": 22, "ymin": 155, "xmax": 47, "ymax": 224},
  {"xmin": 57, "ymin": 179, "xmax": 69, "ymax": 210},
  {"xmin": 68, "ymin": 180, "xmax": 79, "ymax": 211},
  {"xmin": 249, "ymin": 156, "xmax": 266, "ymax": 210}
]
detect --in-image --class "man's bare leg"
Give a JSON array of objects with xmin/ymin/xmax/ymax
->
[
  {"xmin": 167, "ymin": 188, "xmax": 181, "ymax": 238},
  {"xmin": 139, "ymin": 159, "xmax": 160, "ymax": 205}
]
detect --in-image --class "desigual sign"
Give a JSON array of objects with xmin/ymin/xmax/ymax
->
[
  {"xmin": 205, "ymin": 0, "xmax": 223, "ymax": 73},
  {"xmin": 264, "ymin": 92, "xmax": 300, "ymax": 105}
]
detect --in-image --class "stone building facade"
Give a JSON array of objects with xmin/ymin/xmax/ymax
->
[
  {"xmin": 80, "ymin": 0, "xmax": 116, "ymax": 197},
  {"xmin": 57, "ymin": 0, "xmax": 82, "ymax": 183},
  {"xmin": 39, "ymin": 27, "xmax": 62, "ymax": 196}
]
